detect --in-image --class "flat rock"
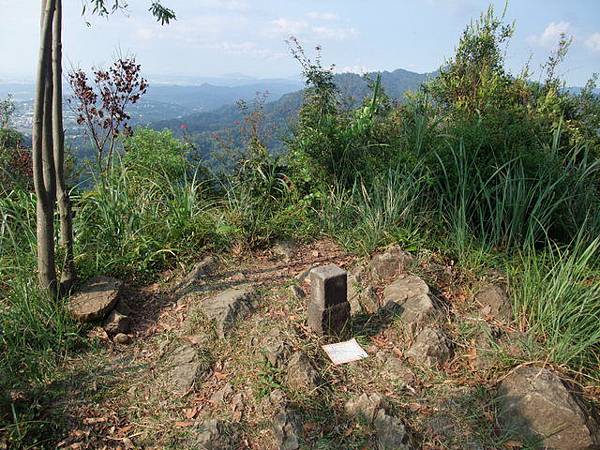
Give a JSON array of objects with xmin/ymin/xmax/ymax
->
[
  {"xmin": 374, "ymin": 409, "xmax": 414, "ymax": 450},
  {"xmin": 383, "ymin": 275, "xmax": 434, "ymax": 331},
  {"xmin": 200, "ymin": 285, "xmax": 255, "ymax": 338},
  {"xmin": 405, "ymin": 327, "xmax": 452, "ymax": 367},
  {"xmin": 497, "ymin": 366, "xmax": 600, "ymax": 450},
  {"xmin": 103, "ymin": 310, "xmax": 130, "ymax": 335},
  {"xmin": 68, "ymin": 276, "xmax": 122, "ymax": 322},
  {"xmin": 168, "ymin": 344, "xmax": 212, "ymax": 394},
  {"xmin": 475, "ymin": 284, "xmax": 512, "ymax": 322},
  {"xmin": 286, "ymin": 351, "xmax": 320, "ymax": 392},
  {"xmin": 369, "ymin": 245, "xmax": 413, "ymax": 281}
]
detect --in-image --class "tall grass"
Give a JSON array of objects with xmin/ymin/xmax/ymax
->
[
  {"xmin": 436, "ymin": 136, "xmax": 600, "ymax": 257},
  {"xmin": 321, "ymin": 165, "xmax": 428, "ymax": 254},
  {"xmin": 509, "ymin": 234, "xmax": 600, "ymax": 378}
]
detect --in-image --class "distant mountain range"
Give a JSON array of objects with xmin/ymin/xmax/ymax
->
[
  {"xmin": 3, "ymin": 69, "xmax": 596, "ymax": 165},
  {"xmin": 151, "ymin": 68, "xmax": 438, "ymax": 159}
]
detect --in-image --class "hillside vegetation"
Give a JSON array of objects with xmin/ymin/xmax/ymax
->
[{"xmin": 1, "ymin": 7, "xmax": 600, "ymax": 449}]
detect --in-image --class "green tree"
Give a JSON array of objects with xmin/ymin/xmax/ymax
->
[{"xmin": 32, "ymin": 0, "xmax": 174, "ymax": 296}]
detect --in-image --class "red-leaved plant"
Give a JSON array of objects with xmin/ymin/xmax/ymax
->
[{"xmin": 68, "ymin": 56, "xmax": 148, "ymax": 172}]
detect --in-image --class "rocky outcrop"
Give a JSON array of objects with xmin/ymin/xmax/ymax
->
[
  {"xmin": 168, "ymin": 344, "xmax": 212, "ymax": 394},
  {"xmin": 383, "ymin": 275, "xmax": 435, "ymax": 331},
  {"xmin": 405, "ymin": 327, "xmax": 453, "ymax": 367},
  {"xmin": 345, "ymin": 393, "xmax": 414, "ymax": 450},
  {"xmin": 197, "ymin": 285, "xmax": 256, "ymax": 338},
  {"xmin": 369, "ymin": 245, "xmax": 413, "ymax": 282},
  {"xmin": 475, "ymin": 284, "xmax": 512, "ymax": 323},
  {"xmin": 497, "ymin": 366, "xmax": 600, "ymax": 450},
  {"xmin": 175, "ymin": 256, "xmax": 216, "ymax": 298},
  {"xmin": 286, "ymin": 351, "xmax": 320, "ymax": 392},
  {"xmin": 68, "ymin": 276, "xmax": 122, "ymax": 322}
]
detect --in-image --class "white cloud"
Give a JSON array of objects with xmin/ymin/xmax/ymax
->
[
  {"xmin": 307, "ymin": 12, "xmax": 339, "ymax": 21},
  {"xmin": 312, "ymin": 25, "xmax": 357, "ymax": 41},
  {"xmin": 528, "ymin": 21, "xmax": 573, "ymax": 48},
  {"xmin": 335, "ymin": 64, "xmax": 371, "ymax": 74},
  {"xmin": 585, "ymin": 33, "xmax": 600, "ymax": 53},
  {"xmin": 269, "ymin": 18, "xmax": 357, "ymax": 42},
  {"xmin": 271, "ymin": 18, "xmax": 309, "ymax": 35}
]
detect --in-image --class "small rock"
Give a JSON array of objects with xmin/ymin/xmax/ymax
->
[
  {"xmin": 382, "ymin": 357, "xmax": 416, "ymax": 387},
  {"xmin": 262, "ymin": 329, "xmax": 291, "ymax": 368},
  {"xmin": 175, "ymin": 256, "xmax": 215, "ymax": 298},
  {"xmin": 231, "ymin": 393, "xmax": 244, "ymax": 422},
  {"xmin": 369, "ymin": 246, "xmax": 413, "ymax": 281},
  {"xmin": 374, "ymin": 409, "xmax": 414, "ymax": 450},
  {"xmin": 113, "ymin": 333, "xmax": 131, "ymax": 345},
  {"xmin": 168, "ymin": 344, "xmax": 212, "ymax": 394},
  {"xmin": 383, "ymin": 275, "xmax": 434, "ymax": 331},
  {"xmin": 288, "ymin": 285, "xmax": 305, "ymax": 300},
  {"xmin": 348, "ymin": 271, "xmax": 379, "ymax": 315},
  {"xmin": 210, "ymin": 383, "xmax": 233, "ymax": 404},
  {"xmin": 103, "ymin": 310, "xmax": 130, "ymax": 335},
  {"xmin": 198, "ymin": 285, "xmax": 255, "ymax": 338},
  {"xmin": 475, "ymin": 284, "xmax": 512, "ymax": 323},
  {"xmin": 286, "ymin": 352, "xmax": 320, "ymax": 392},
  {"xmin": 68, "ymin": 276, "xmax": 122, "ymax": 322},
  {"xmin": 497, "ymin": 366, "xmax": 600, "ymax": 450},
  {"xmin": 273, "ymin": 240, "xmax": 297, "ymax": 262},
  {"xmin": 405, "ymin": 328, "xmax": 452, "ymax": 367},
  {"xmin": 194, "ymin": 419, "xmax": 233, "ymax": 449},
  {"xmin": 273, "ymin": 406, "xmax": 302, "ymax": 450},
  {"xmin": 344, "ymin": 393, "xmax": 387, "ymax": 423}
]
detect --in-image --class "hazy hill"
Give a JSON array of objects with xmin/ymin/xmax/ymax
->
[{"xmin": 153, "ymin": 68, "xmax": 437, "ymax": 159}]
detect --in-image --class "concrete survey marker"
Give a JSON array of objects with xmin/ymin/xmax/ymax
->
[{"xmin": 307, "ymin": 264, "xmax": 351, "ymax": 335}]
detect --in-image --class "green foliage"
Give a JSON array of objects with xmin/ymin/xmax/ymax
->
[
  {"xmin": 510, "ymin": 235, "xmax": 600, "ymax": 376},
  {"xmin": 123, "ymin": 128, "xmax": 190, "ymax": 183}
]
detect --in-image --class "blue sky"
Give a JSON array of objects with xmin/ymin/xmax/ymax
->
[{"xmin": 0, "ymin": 0, "xmax": 599, "ymax": 85}]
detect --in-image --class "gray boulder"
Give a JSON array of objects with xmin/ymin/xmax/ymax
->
[
  {"xmin": 168, "ymin": 344, "xmax": 212, "ymax": 394},
  {"xmin": 497, "ymin": 366, "xmax": 600, "ymax": 450},
  {"xmin": 405, "ymin": 327, "xmax": 453, "ymax": 367},
  {"xmin": 475, "ymin": 284, "xmax": 512, "ymax": 323},
  {"xmin": 369, "ymin": 246, "xmax": 413, "ymax": 281},
  {"xmin": 286, "ymin": 352, "xmax": 320, "ymax": 392},
  {"xmin": 374, "ymin": 409, "xmax": 414, "ymax": 450},
  {"xmin": 199, "ymin": 285, "xmax": 255, "ymax": 338},
  {"xmin": 68, "ymin": 276, "xmax": 122, "ymax": 322},
  {"xmin": 383, "ymin": 275, "xmax": 434, "ymax": 331}
]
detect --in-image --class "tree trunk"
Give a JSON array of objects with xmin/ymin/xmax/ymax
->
[
  {"xmin": 52, "ymin": 0, "xmax": 76, "ymax": 294},
  {"xmin": 33, "ymin": 0, "xmax": 57, "ymax": 296}
]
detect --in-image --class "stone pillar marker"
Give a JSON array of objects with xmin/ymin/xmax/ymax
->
[{"xmin": 308, "ymin": 264, "xmax": 351, "ymax": 336}]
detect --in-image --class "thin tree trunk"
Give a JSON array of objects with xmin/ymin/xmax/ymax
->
[
  {"xmin": 52, "ymin": 0, "xmax": 76, "ymax": 295},
  {"xmin": 33, "ymin": 0, "xmax": 57, "ymax": 296}
]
